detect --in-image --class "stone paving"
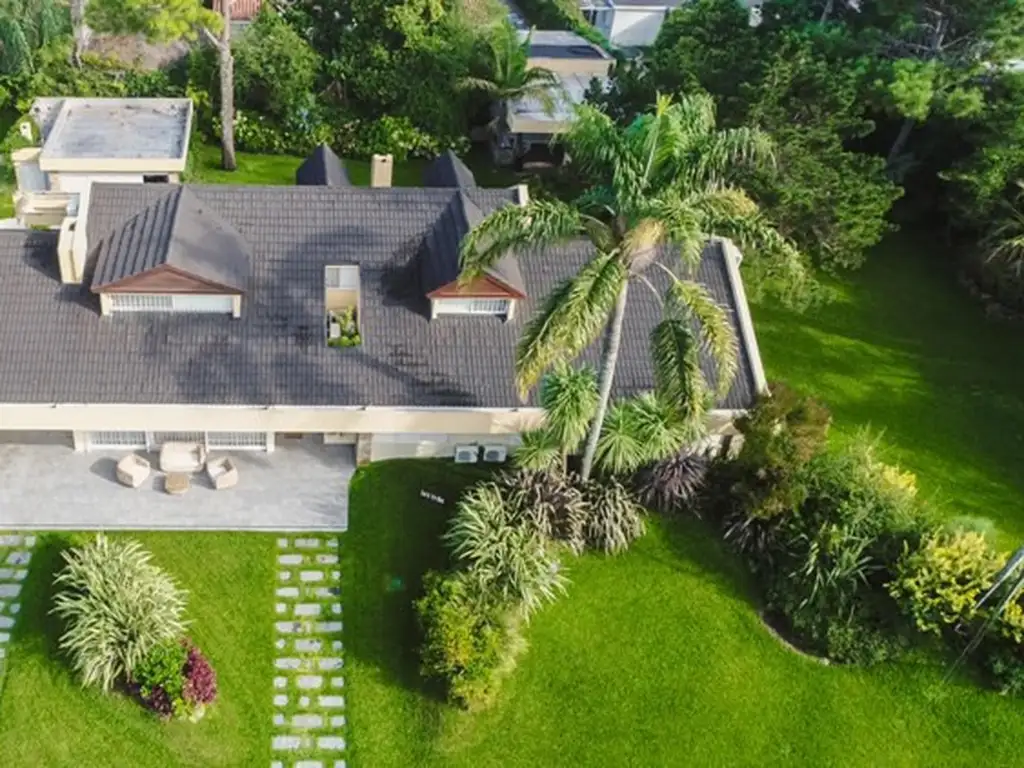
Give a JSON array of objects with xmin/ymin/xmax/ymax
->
[
  {"xmin": 0, "ymin": 533, "xmax": 35, "ymax": 692},
  {"xmin": 271, "ymin": 536, "xmax": 346, "ymax": 768}
]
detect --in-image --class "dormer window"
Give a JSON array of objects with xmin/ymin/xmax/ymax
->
[{"xmin": 432, "ymin": 298, "xmax": 513, "ymax": 317}]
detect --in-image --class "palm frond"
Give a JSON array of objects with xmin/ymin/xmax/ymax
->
[
  {"xmin": 650, "ymin": 316, "xmax": 709, "ymax": 423},
  {"xmin": 459, "ymin": 199, "xmax": 581, "ymax": 282},
  {"xmin": 594, "ymin": 399, "xmax": 647, "ymax": 475},
  {"xmin": 666, "ymin": 278, "xmax": 738, "ymax": 397},
  {"xmin": 513, "ymin": 428, "xmax": 563, "ymax": 471},
  {"xmin": 456, "ymin": 76, "xmax": 504, "ymax": 96},
  {"xmin": 515, "ymin": 251, "xmax": 627, "ymax": 397},
  {"xmin": 539, "ymin": 362, "xmax": 599, "ymax": 453}
]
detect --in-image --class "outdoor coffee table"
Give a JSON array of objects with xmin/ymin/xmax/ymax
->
[{"xmin": 165, "ymin": 472, "xmax": 191, "ymax": 496}]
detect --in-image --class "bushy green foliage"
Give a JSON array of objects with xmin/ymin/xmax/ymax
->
[
  {"xmin": 232, "ymin": 8, "xmax": 320, "ymax": 120},
  {"xmin": 416, "ymin": 570, "xmax": 525, "ymax": 709},
  {"xmin": 445, "ymin": 482, "xmax": 568, "ymax": 616},
  {"xmin": 890, "ymin": 531, "xmax": 1000, "ymax": 637},
  {"xmin": 727, "ymin": 382, "xmax": 831, "ymax": 522},
  {"xmin": 133, "ymin": 640, "xmax": 188, "ymax": 717},
  {"xmin": 0, "ymin": 0, "xmax": 67, "ymax": 74},
  {"xmin": 52, "ymin": 535, "xmax": 189, "ymax": 692}
]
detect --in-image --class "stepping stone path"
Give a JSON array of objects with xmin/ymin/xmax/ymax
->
[
  {"xmin": 0, "ymin": 534, "xmax": 36, "ymax": 693},
  {"xmin": 271, "ymin": 537, "xmax": 346, "ymax": 768}
]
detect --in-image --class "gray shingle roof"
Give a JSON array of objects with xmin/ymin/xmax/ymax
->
[
  {"xmin": 0, "ymin": 183, "xmax": 759, "ymax": 410},
  {"xmin": 422, "ymin": 150, "xmax": 477, "ymax": 189},
  {"xmin": 90, "ymin": 187, "xmax": 251, "ymax": 292},
  {"xmin": 296, "ymin": 144, "xmax": 351, "ymax": 187}
]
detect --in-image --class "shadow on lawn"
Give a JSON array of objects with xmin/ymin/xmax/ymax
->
[{"xmin": 13, "ymin": 533, "xmax": 78, "ymax": 663}]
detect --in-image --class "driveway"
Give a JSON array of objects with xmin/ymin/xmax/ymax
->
[{"xmin": 0, "ymin": 438, "xmax": 354, "ymax": 531}]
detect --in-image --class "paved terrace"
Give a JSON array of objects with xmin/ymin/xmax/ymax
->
[{"xmin": 0, "ymin": 440, "xmax": 354, "ymax": 532}]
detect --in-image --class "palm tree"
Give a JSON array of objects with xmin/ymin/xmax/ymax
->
[
  {"xmin": 457, "ymin": 23, "xmax": 561, "ymax": 126},
  {"xmin": 460, "ymin": 93, "xmax": 807, "ymax": 481}
]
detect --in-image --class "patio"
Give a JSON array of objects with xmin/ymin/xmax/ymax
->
[{"xmin": 0, "ymin": 438, "xmax": 354, "ymax": 531}]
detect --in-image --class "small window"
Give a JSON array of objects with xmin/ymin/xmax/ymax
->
[
  {"xmin": 109, "ymin": 293, "xmax": 174, "ymax": 312},
  {"xmin": 433, "ymin": 298, "xmax": 511, "ymax": 316},
  {"xmin": 325, "ymin": 265, "xmax": 360, "ymax": 290},
  {"xmin": 143, "ymin": 174, "xmax": 170, "ymax": 184}
]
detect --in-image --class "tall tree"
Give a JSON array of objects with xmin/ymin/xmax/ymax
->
[
  {"xmin": 85, "ymin": 0, "xmax": 236, "ymax": 170},
  {"xmin": 0, "ymin": 0, "xmax": 68, "ymax": 74},
  {"xmin": 458, "ymin": 24, "xmax": 561, "ymax": 127},
  {"xmin": 460, "ymin": 94, "xmax": 806, "ymax": 480}
]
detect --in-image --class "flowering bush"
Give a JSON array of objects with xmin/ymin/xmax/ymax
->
[
  {"xmin": 133, "ymin": 640, "xmax": 218, "ymax": 721},
  {"xmin": 183, "ymin": 646, "xmax": 218, "ymax": 709}
]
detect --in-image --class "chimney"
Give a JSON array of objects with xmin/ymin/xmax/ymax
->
[{"xmin": 370, "ymin": 154, "xmax": 393, "ymax": 188}]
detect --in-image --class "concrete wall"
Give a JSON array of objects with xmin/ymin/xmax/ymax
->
[
  {"xmin": 609, "ymin": 8, "xmax": 666, "ymax": 47},
  {"xmin": 367, "ymin": 431, "xmax": 523, "ymax": 462}
]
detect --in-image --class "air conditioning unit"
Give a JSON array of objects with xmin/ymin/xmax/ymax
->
[
  {"xmin": 453, "ymin": 445, "xmax": 480, "ymax": 464},
  {"xmin": 482, "ymin": 445, "xmax": 508, "ymax": 463}
]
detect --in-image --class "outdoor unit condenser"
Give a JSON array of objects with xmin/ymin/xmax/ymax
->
[
  {"xmin": 482, "ymin": 445, "xmax": 508, "ymax": 463},
  {"xmin": 453, "ymin": 445, "xmax": 480, "ymax": 464}
]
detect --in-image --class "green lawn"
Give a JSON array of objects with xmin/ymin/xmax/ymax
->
[
  {"xmin": 0, "ymin": 532, "xmax": 276, "ymax": 767},
  {"xmin": 752, "ymin": 234, "xmax": 1024, "ymax": 543},
  {"xmin": 343, "ymin": 460, "xmax": 1024, "ymax": 768},
  {"xmin": 189, "ymin": 144, "xmax": 519, "ymax": 188}
]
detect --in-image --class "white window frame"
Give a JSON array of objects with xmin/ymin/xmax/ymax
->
[
  {"xmin": 87, "ymin": 431, "xmax": 147, "ymax": 450},
  {"xmin": 325, "ymin": 265, "xmax": 360, "ymax": 290},
  {"xmin": 107, "ymin": 293, "xmax": 234, "ymax": 314},
  {"xmin": 433, "ymin": 298, "xmax": 511, "ymax": 317}
]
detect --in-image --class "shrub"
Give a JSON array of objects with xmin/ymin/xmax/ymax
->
[
  {"xmin": 636, "ymin": 451, "xmax": 709, "ymax": 515},
  {"xmin": 417, "ymin": 570, "xmax": 525, "ymax": 710},
  {"xmin": 183, "ymin": 645, "xmax": 219, "ymax": 710},
  {"xmin": 133, "ymin": 640, "xmax": 188, "ymax": 717},
  {"xmin": 350, "ymin": 115, "xmax": 449, "ymax": 162},
  {"xmin": 983, "ymin": 644, "xmax": 1024, "ymax": 696},
  {"xmin": 497, "ymin": 469, "xmax": 588, "ymax": 553},
  {"xmin": 52, "ymin": 535, "xmax": 189, "ymax": 691},
  {"xmin": 824, "ymin": 621, "xmax": 907, "ymax": 666},
  {"xmin": 445, "ymin": 482, "xmax": 567, "ymax": 615},
  {"xmin": 580, "ymin": 478, "xmax": 646, "ymax": 555},
  {"xmin": 889, "ymin": 531, "xmax": 1000, "ymax": 637}
]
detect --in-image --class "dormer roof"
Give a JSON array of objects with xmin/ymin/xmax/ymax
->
[
  {"xmin": 90, "ymin": 187, "xmax": 250, "ymax": 293},
  {"xmin": 419, "ymin": 191, "xmax": 526, "ymax": 299},
  {"xmin": 296, "ymin": 144, "xmax": 351, "ymax": 187},
  {"xmin": 422, "ymin": 150, "xmax": 477, "ymax": 189}
]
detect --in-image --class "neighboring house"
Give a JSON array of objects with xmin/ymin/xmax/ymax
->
[
  {"xmin": 580, "ymin": 0, "xmax": 765, "ymax": 49},
  {"xmin": 10, "ymin": 98, "xmax": 192, "ymax": 243},
  {"xmin": 0, "ymin": 148, "xmax": 767, "ymax": 464},
  {"xmin": 494, "ymin": 30, "xmax": 614, "ymax": 166},
  {"xmin": 580, "ymin": 0, "xmax": 680, "ymax": 48}
]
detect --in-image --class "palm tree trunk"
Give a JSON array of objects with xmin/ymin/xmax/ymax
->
[
  {"xmin": 579, "ymin": 281, "xmax": 629, "ymax": 481},
  {"xmin": 819, "ymin": 0, "xmax": 834, "ymax": 23},
  {"xmin": 218, "ymin": 4, "xmax": 236, "ymax": 172}
]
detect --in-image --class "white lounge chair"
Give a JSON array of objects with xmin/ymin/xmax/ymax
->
[
  {"xmin": 206, "ymin": 456, "xmax": 239, "ymax": 490},
  {"xmin": 159, "ymin": 442, "xmax": 207, "ymax": 473},
  {"xmin": 116, "ymin": 454, "xmax": 151, "ymax": 488}
]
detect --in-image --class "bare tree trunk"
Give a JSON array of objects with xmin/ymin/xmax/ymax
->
[
  {"xmin": 819, "ymin": 0, "xmax": 834, "ymax": 22},
  {"xmin": 70, "ymin": 0, "xmax": 90, "ymax": 67},
  {"xmin": 219, "ymin": 3, "xmax": 236, "ymax": 172},
  {"xmin": 886, "ymin": 116, "xmax": 915, "ymax": 166},
  {"xmin": 579, "ymin": 280, "xmax": 629, "ymax": 481}
]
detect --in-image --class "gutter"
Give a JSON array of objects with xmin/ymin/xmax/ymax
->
[{"xmin": 717, "ymin": 237, "xmax": 769, "ymax": 397}]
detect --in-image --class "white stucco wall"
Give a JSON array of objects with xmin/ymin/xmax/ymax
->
[{"xmin": 609, "ymin": 8, "xmax": 668, "ymax": 47}]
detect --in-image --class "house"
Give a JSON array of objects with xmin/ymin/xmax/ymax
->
[
  {"xmin": 580, "ymin": 0, "xmax": 681, "ymax": 48},
  {"xmin": 9, "ymin": 98, "xmax": 192, "ymax": 235},
  {"xmin": 0, "ymin": 149, "xmax": 767, "ymax": 464},
  {"xmin": 493, "ymin": 30, "xmax": 614, "ymax": 166},
  {"xmin": 579, "ymin": 0, "xmax": 766, "ymax": 49}
]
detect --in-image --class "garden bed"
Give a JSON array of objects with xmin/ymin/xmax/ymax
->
[
  {"xmin": 0, "ymin": 532, "xmax": 277, "ymax": 767},
  {"xmin": 341, "ymin": 460, "xmax": 1024, "ymax": 767}
]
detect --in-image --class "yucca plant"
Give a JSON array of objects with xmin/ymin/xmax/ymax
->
[
  {"xmin": 52, "ymin": 535, "xmax": 189, "ymax": 692},
  {"xmin": 581, "ymin": 478, "xmax": 646, "ymax": 554},
  {"xmin": 445, "ymin": 482, "xmax": 568, "ymax": 616},
  {"xmin": 637, "ymin": 451, "xmax": 710, "ymax": 514}
]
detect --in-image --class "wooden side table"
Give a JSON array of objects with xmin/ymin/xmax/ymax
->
[{"xmin": 165, "ymin": 472, "xmax": 191, "ymax": 496}]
